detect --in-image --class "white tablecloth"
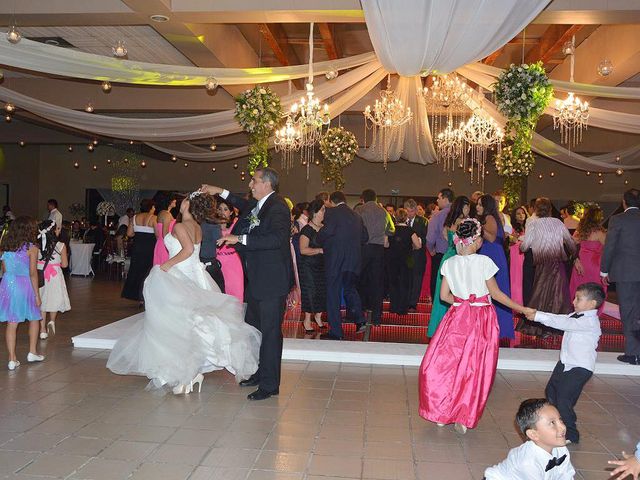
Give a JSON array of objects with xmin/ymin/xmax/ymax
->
[{"xmin": 70, "ymin": 242, "xmax": 95, "ymax": 276}]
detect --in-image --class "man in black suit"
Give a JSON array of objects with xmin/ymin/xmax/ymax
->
[
  {"xmin": 404, "ymin": 198, "xmax": 427, "ymax": 311},
  {"xmin": 317, "ymin": 191, "xmax": 368, "ymax": 339},
  {"xmin": 601, "ymin": 188, "xmax": 640, "ymax": 365},
  {"xmin": 202, "ymin": 167, "xmax": 292, "ymax": 400}
]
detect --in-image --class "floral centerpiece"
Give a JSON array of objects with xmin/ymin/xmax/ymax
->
[
  {"xmin": 493, "ymin": 62, "xmax": 553, "ymax": 206},
  {"xmin": 69, "ymin": 202, "xmax": 86, "ymax": 220},
  {"xmin": 235, "ymin": 86, "xmax": 282, "ymax": 175},
  {"xmin": 96, "ymin": 201, "xmax": 116, "ymax": 226},
  {"xmin": 319, "ymin": 126, "xmax": 358, "ymax": 190}
]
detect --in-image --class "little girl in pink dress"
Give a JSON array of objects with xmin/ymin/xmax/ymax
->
[{"xmin": 217, "ymin": 201, "xmax": 244, "ymax": 302}]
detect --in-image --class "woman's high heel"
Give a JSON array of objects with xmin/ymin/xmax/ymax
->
[
  {"xmin": 47, "ymin": 321, "xmax": 56, "ymax": 336},
  {"xmin": 191, "ymin": 373, "xmax": 204, "ymax": 393}
]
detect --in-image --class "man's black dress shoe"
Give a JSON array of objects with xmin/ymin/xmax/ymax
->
[
  {"xmin": 239, "ymin": 376, "xmax": 260, "ymax": 387},
  {"xmin": 320, "ymin": 332, "xmax": 342, "ymax": 340},
  {"xmin": 247, "ymin": 388, "xmax": 279, "ymax": 401},
  {"xmin": 355, "ymin": 323, "xmax": 367, "ymax": 334},
  {"xmin": 617, "ymin": 354, "xmax": 640, "ymax": 365}
]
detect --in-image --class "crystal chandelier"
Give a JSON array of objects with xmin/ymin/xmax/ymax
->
[
  {"xmin": 421, "ymin": 73, "xmax": 471, "ymax": 139},
  {"xmin": 435, "ymin": 120, "xmax": 464, "ymax": 172},
  {"xmin": 461, "ymin": 111, "xmax": 504, "ymax": 183},
  {"xmin": 553, "ymin": 35, "xmax": 589, "ymax": 147},
  {"xmin": 363, "ymin": 74, "xmax": 413, "ymax": 170},
  {"xmin": 276, "ymin": 23, "xmax": 330, "ymax": 177}
]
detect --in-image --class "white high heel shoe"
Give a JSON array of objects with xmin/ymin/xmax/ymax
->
[
  {"xmin": 47, "ymin": 321, "xmax": 56, "ymax": 336},
  {"xmin": 453, "ymin": 423, "xmax": 467, "ymax": 435},
  {"xmin": 39, "ymin": 332, "xmax": 48, "ymax": 340},
  {"xmin": 172, "ymin": 374, "xmax": 204, "ymax": 395}
]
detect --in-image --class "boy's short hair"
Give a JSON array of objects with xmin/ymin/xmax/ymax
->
[
  {"xmin": 516, "ymin": 398, "xmax": 550, "ymax": 435},
  {"xmin": 576, "ymin": 282, "xmax": 606, "ymax": 308}
]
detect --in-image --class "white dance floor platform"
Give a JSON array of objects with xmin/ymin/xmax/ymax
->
[{"xmin": 72, "ymin": 302, "xmax": 639, "ymax": 376}]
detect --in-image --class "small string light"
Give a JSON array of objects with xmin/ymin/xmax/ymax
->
[
  {"xmin": 586, "ymin": 171, "xmax": 591, "ymax": 176},
  {"xmin": 598, "ymin": 179, "xmax": 604, "ymax": 185},
  {"xmin": 616, "ymin": 168, "xmax": 623, "ymax": 176},
  {"xmin": 211, "ymin": 167, "xmax": 216, "ymax": 172},
  {"xmin": 597, "ymin": 172, "xmax": 603, "ymax": 177},
  {"xmin": 93, "ymin": 139, "xmax": 98, "ymax": 145},
  {"xmin": 87, "ymin": 144, "xmax": 94, "ymax": 152},
  {"xmin": 18, "ymin": 140, "xmax": 25, "ymax": 147},
  {"xmin": 447, "ymin": 182, "xmax": 453, "ymax": 187},
  {"xmin": 68, "ymin": 145, "xmax": 73, "ymax": 152},
  {"xmin": 106, "ymin": 158, "xmax": 112, "ymax": 164},
  {"xmin": 550, "ymin": 172, "xmax": 555, "ymax": 177},
  {"xmin": 101, "ymin": 81, "xmax": 112, "ymax": 93},
  {"xmin": 184, "ymin": 162, "xmax": 188, "ymax": 167},
  {"xmin": 85, "ymin": 103, "xmax": 94, "ymax": 113},
  {"xmin": 4, "ymin": 103, "xmax": 15, "ymax": 113},
  {"xmin": 624, "ymin": 180, "xmax": 629, "ymax": 185},
  {"xmin": 538, "ymin": 174, "xmax": 543, "ymax": 179},
  {"xmin": 92, "ymin": 164, "xmax": 98, "ymax": 171},
  {"xmin": 5, "ymin": 114, "xmax": 11, "ymax": 122},
  {"xmin": 140, "ymin": 160, "xmax": 147, "ymax": 168},
  {"xmin": 171, "ymin": 155, "xmax": 177, "ymax": 162},
  {"xmin": 233, "ymin": 163, "xmax": 238, "ymax": 169},
  {"xmin": 73, "ymin": 161, "xmax": 79, "ymax": 169}
]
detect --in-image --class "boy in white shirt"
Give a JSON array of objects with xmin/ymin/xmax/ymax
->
[
  {"xmin": 485, "ymin": 398, "xmax": 575, "ymax": 479},
  {"xmin": 524, "ymin": 282, "xmax": 604, "ymax": 444}
]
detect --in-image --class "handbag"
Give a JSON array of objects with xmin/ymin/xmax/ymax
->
[{"xmin": 37, "ymin": 257, "xmax": 50, "ymax": 288}]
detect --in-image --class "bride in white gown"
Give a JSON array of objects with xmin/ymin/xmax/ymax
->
[{"xmin": 107, "ymin": 192, "xmax": 261, "ymax": 394}]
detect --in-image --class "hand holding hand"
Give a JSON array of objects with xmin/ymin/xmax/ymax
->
[
  {"xmin": 523, "ymin": 307, "xmax": 537, "ymax": 320},
  {"xmin": 602, "ymin": 274, "xmax": 610, "ymax": 287},
  {"xmin": 217, "ymin": 235, "xmax": 240, "ymax": 247},
  {"xmin": 160, "ymin": 263, "xmax": 171, "ymax": 272},
  {"xmin": 200, "ymin": 184, "xmax": 223, "ymax": 196},
  {"xmin": 608, "ymin": 452, "xmax": 640, "ymax": 479}
]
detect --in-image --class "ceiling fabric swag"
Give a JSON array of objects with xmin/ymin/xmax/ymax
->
[
  {"xmin": 0, "ymin": 61, "xmax": 383, "ymax": 141},
  {"xmin": 358, "ymin": 75, "xmax": 437, "ymax": 165},
  {"xmin": 146, "ymin": 67, "xmax": 389, "ymax": 161},
  {"xmin": 463, "ymin": 62, "xmax": 640, "ymax": 100},
  {"xmin": 361, "ymin": 0, "xmax": 549, "ymax": 76},
  {"xmin": 0, "ymin": 35, "xmax": 376, "ymax": 86},
  {"xmin": 458, "ymin": 66, "xmax": 640, "ymax": 134}
]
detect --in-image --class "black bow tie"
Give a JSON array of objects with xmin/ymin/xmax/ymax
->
[
  {"xmin": 569, "ymin": 313, "xmax": 583, "ymax": 318},
  {"xmin": 545, "ymin": 454, "xmax": 567, "ymax": 471}
]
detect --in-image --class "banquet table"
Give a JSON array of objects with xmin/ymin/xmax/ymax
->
[{"xmin": 70, "ymin": 242, "xmax": 95, "ymax": 276}]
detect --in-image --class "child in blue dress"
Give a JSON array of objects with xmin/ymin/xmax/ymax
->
[{"xmin": 0, "ymin": 216, "xmax": 45, "ymax": 370}]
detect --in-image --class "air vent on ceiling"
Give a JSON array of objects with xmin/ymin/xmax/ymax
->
[{"xmin": 27, "ymin": 36, "xmax": 77, "ymax": 48}]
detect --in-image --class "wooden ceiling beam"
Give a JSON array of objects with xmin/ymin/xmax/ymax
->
[
  {"xmin": 525, "ymin": 24, "xmax": 584, "ymax": 65},
  {"xmin": 482, "ymin": 47, "xmax": 505, "ymax": 65},
  {"xmin": 318, "ymin": 23, "xmax": 341, "ymax": 60},
  {"xmin": 259, "ymin": 23, "xmax": 304, "ymax": 89}
]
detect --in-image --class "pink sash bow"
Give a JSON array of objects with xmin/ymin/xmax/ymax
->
[{"xmin": 38, "ymin": 261, "xmax": 61, "ymax": 282}]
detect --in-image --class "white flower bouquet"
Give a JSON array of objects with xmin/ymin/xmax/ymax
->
[{"xmin": 96, "ymin": 201, "xmax": 116, "ymax": 216}]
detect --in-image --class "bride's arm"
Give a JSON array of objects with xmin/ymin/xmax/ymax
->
[{"xmin": 160, "ymin": 224, "xmax": 194, "ymax": 272}]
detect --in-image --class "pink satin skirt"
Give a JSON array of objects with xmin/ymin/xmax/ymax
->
[{"xmin": 418, "ymin": 296, "xmax": 499, "ymax": 428}]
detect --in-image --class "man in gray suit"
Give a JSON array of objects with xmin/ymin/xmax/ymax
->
[{"xmin": 601, "ymin": 189, "xmax": 640, "ymax": 364}]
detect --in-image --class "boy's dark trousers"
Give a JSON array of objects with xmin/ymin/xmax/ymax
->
[{"xmin": 545, "ymin": 361, "xmax": 592, "ymax": 443}]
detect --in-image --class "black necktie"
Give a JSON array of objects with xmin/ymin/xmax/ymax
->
[
  {"xmin": 545, "ymin": 454, "xmax": 567, "ymax": 471},
  {"xmin": 569, "ymin": 313, "xmax": 583, "ymax": 319}
]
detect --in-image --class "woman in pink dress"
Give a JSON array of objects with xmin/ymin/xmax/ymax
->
[
  {"xmin": 508, "ymin": 206, "xmax": 529, "ymax": 305},
  {"xmin": 153, "ymin": 196, "xmax": 177, "ymax": 266},
  {"xmin": 419, "ymin": 219, "xmax": 528, "ymax": 434},
  {"xmin": 216, "ymin": 199, "xmax": 244, "ymax": 302},
  {"xmin": 570, "ymin": 204, "xmax": 607, "ymax": 312}
]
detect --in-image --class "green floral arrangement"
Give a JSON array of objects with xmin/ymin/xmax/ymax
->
[
  {"xmin": 493, "ymin": 62, "xmax": 553, "ymax": 207},
  {"xmin": 319, "ymin": 126, "xmax": 358, "ymax": 190},
  {"xmin": 235, "ymin": 86, "xmax": 282, "ymax": 175}
]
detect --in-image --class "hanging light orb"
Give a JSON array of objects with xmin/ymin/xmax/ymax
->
[
  {"xmin": 5, "ymin": 103, "xmax": 15, "ymax": 113},
  {"xmin": 586, "ymin": 171, "xmax": 591, "ymax": 176},
  {"xmin": 171, "ymin": 155, "xmax": 177, "ymax": 162},
  {"xmin": 447, "ymin": 181, "xmax": 453, "ymax": 187},
  {"xmin": 562, "ymin": 40, "xmax": 575, "ymax": 56},
  {"xmin": 211, "ymin": 167, "xmax": 216, "ymax": 172},
  {"xmin": 92, "ymin": 139, "xmax": 98, "ymax": 145},
  {"xmin": 68, "ymin": 145, "xmax": 73, "ymax": 152},
  {"xmin": 550, "ymin": 172, "xmax": 555, "ymax": 177},
  {"xmin": 615, "ymin": 156, "xmax": 621, "ymax": 163},
  {"xmin": 538, "ymin": 174, "xmax": 543, "ymax": 179},
  {"xmin": 7, "ymin": 25, "xmax": 22, "ymax": 44},
  {"xmin": 597, "ymin": 172, "xmax": 603, "ymax": 177},
  {"xmin": 4, "ymin": 114, "xmax": 11, "ymax": 123},
  {"xmin": 73, "ymin": 161, "xmax": 79, "ymax": 169},
  {"xmin": 598, "ymin": 179, "xmax": 604, "ymax": 185},
  {"xmin": 625, "ymin": 180, "xmax": 629, "ymax": 185},
  {"xmin": 87, "ymin": 143, "xmax": 94, "ymax": 152},
  {"xmin": 85, "ymin": 103, "xmax": 94, "ymax": 113},
  {"xmin": 123, "ymin": 157, "xmax": 129, "ymax": 163},
  {"xmin": 18, "ymin": 140, "xmax": 25, "ymax": 147},
  {"xmin": 129, "ymin": 140, "xmax": 134, "ymax": 145},
  {"xmin": 209, "ymin": 142, "xmax": 217, "ymax": 151},
  {"xmin": 325, "ymin": 69, "xmax": 338, "ymax": 80},
  {"xmin": 233, "ymin": 163, "xmax": 238, "ymax": 169},
  {"xmin": 140, "ymin": 160, "xmax": 147, "ymax": 168},
  {"xmin": 92, "ymin": 164, "xmax": 98, "ymax": 171},
  {"xmin": 112, "ymin": 40, "xmax": 127, "ymax": 58},
  {"xmin": 101, "ymin": 81, "xmax": 112, "ymax": 93},
  {"xmin": 106, "ymin": 158, "xmax": 112, "ymax": 164},
  {"xmin": 204, "ymin": 77, "xmax": 219, "ymax": 92},
  {"xmin": 597, "ymin": 59, "xmax": 614, "ymax": 77},
  {"xmin": 616, "ymin": 168, "xmax": 624, "ymax": 176},
  {"xmin": 184, "ymin": 162, "xmax": 188, "ymax": 167}
]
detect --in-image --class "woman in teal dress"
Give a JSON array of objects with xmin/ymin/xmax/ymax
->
[{"xmin": 427, "ymin": 196, "xmax": 470, "ymax": 337}]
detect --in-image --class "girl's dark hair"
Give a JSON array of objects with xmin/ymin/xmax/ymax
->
[
  {"xmin": 444, "ymin": 196, "xmax": 470, "ymax": 228},
  {"xmin": 478, "ymin": 194, "xmax": 502, "ymax": 230},
  {"xmin": 140, "ymin": 198, "xmax": 155, "ymax": 213},
  {"xmin": 307, "ymin": 199, "xmax": 324, "ymax": 221},
  {"xmin": 510, "ymin": 206, "xmax": 529, "ymax": 235},
  {"xmin": 153, "ymin": 192, "xmax": 176, "ymax": 212},
  {"xmin": 37, "ymin": 220, "xmax": 59, "ymax": 262},
  {"xmin": 576, "ymin": 204, "xmax": 605, "ymax": 241},
  {"xmin": 456, "ymin": 218, "xmax": 480, "ymax": 239},
  {"xmin": 1, "ymin": 216, "xmax": 37, "ymax": 252},
  {"xmin": 216, "ymin": 198, "xmax": 237, "ymax": 228},
  {"xmin": 188, "ymin": 193, "xmax": 216, "ymax": 224}
]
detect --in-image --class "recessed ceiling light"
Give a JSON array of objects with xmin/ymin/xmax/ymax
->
[
  {"xmin": 150, "ymin": 14, "xmax": 170, "ymax": 22},
  {"xmin": 44, "ymin": 39, "xmax": 60, "ymax": 46}
]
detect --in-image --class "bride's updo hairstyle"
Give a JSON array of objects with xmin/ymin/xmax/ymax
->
[{"xmin": 188, "ymin": 193, "xmax": 216, "ymax": 224}]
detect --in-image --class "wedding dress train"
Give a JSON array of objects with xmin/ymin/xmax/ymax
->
[{"xmin": 107, "ymin": 233, "xmax": 261, "ymax": 391}]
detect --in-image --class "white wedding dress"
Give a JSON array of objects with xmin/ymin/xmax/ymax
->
[{"xmin": 107, "ymin": 233, "xmax": 261, "ymax": 391}]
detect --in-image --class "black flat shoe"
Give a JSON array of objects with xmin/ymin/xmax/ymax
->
[
  {"xmin": 320, "ymin": 332, "xmax": 342, "ymax": 340},
  {"xmin": 247, "ymin": 388, "xmax": 279, "ymax": 401},
  {"xmin": 355, "ymin": 323, "xmax": 367, "ymax": 334},
  {"xmin": 617, "ymin": 354, "xmax": 640, "ymax": 365},
  {"xmin": 239, "ymin": 376, "xmax": 260, "ymax": 387}
]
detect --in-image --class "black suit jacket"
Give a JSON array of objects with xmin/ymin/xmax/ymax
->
[
  {"xmin": 317, "ymin": 203, "xmax": 368, "ymax": 275},
  {"xmin": 601, "ymin": 208, "xmax": 640, "ymax": 282},
  {"xmin": 410, "ymin": 215, "xmax": 428, "ymax": 254},
  {"xmin": 227, "ymin": 192, "xmax": 293, "ymax": 300}
]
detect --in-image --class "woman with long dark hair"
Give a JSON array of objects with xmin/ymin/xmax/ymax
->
[
  {"xmin": 216, "ymin": 198, "xmax": 244, "ymax": 302},
  {"xmin": 427, "ymin": 195, "xmax": 470, "ymax": 336},
  {"xmin": 476, "ymin": 195, "xmax": 513, "ymax": 339},
  {"xmin": 508, "ymin": 206, "xmax": 530, "ymax": 306},
  {"xmin": 121, "ymin": 199, "xmax": 157, "ymax": 302}
]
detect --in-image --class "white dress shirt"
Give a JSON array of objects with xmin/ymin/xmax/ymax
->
[
  {"xmin": 220, "ymin": 189, "xmax": 275, "ymax": 245},
  {"xmin": 48, "ymin": 208, "xmax": 63, "ymax": 231},
  {"xmin": 117, "ymin": 215, "xmax": 130, "ymax": 228},
  {"xmin": 534, "ymin": 309, "xmax": 601, "ymax": 372},
  {"xmin": 501, "ymin": 212, "xmax": 513, "ymax": 235},
  {"xmin": 485, "ymin": 441, "xmax": 575, "ymax": 480}
]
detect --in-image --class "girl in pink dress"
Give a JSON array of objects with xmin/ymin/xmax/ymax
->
[
  {"xmin": 153, "ymin": 197, "xmax": 177, "ymax": 266},
  {"xmin": 216, "ymin": 199, "xmax": 244, "ymax": 302},
  {"xmin": 508, "ymin": 206, "xmax": 529, "ymax": 305},
  {"xmin": 569, "ymin": 204, "xmax": 607, "ymax": 312},
  {"xmin": 419, "ymin": 219, "xmax": 528, "ymax": 434}
]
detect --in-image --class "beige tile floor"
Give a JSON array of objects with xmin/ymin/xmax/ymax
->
[{"xmin": 1, "ymin": 276, "xmax": 639, "ymax": 479}]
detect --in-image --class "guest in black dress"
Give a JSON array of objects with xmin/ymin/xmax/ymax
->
[
  {"xmin": 121, "ymin": 199, "xmax": 157, "ymax": 302},
  {"xmin": 298, "ymin": 199, "xmax": 327, "ymax": 333},
  {"xmin": 387, "ymin": 208, "xmax": 422, "ymax": 315}
]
